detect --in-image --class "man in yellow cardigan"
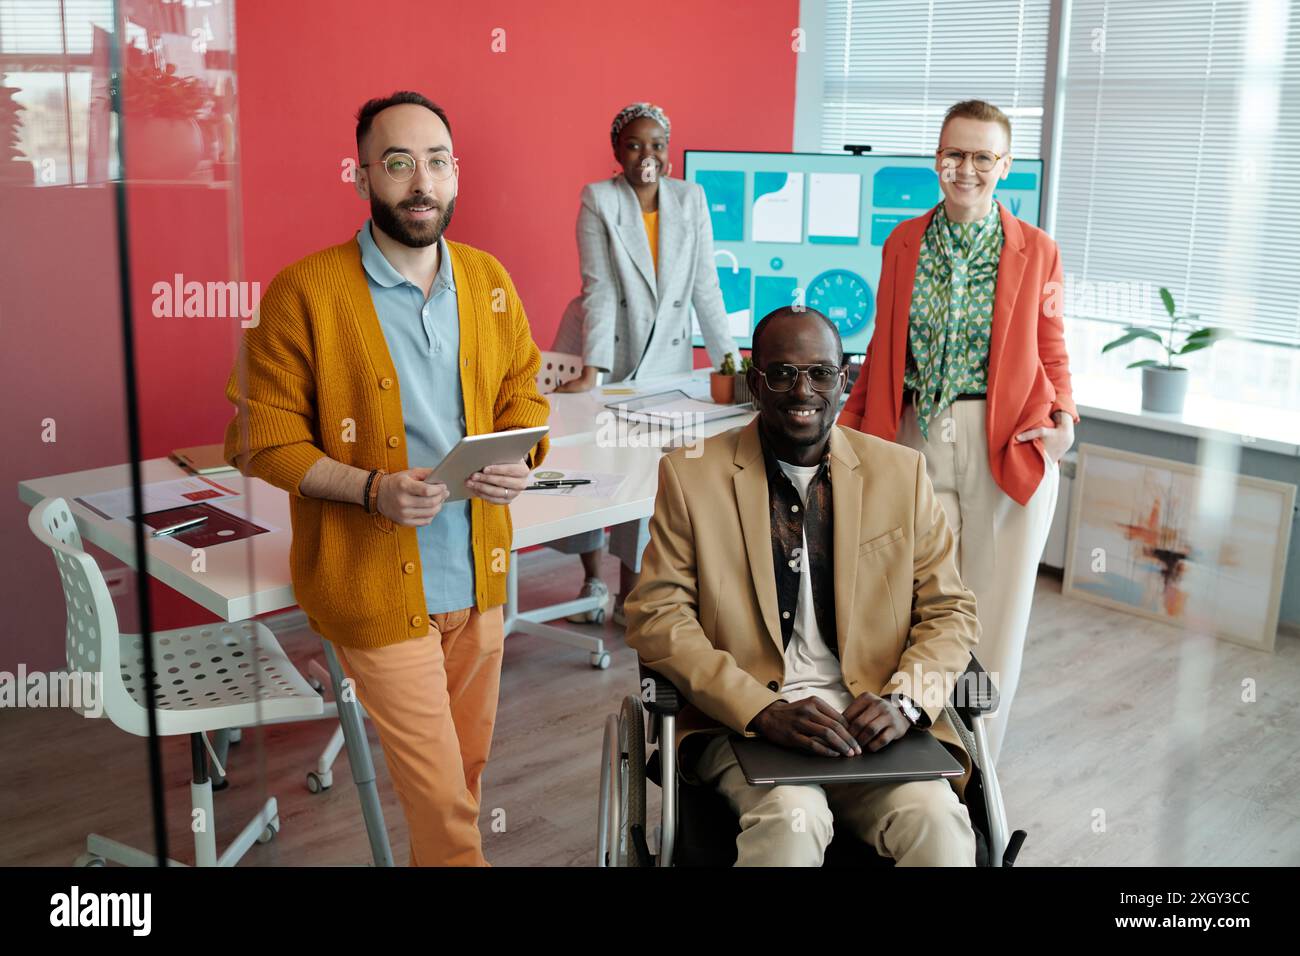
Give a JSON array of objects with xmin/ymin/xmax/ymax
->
[{"xmin": 222, "ymin": 92, "xmax": 549, "ymax": 866}]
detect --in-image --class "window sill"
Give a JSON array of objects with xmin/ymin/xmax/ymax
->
[
  {"xmin": 1072, "ymin": 373, "xmax": 1300, "ymax": 457},
  {"xmin": 1065, "ymin": 317, "xmax": 1300, "ymax": 457}
]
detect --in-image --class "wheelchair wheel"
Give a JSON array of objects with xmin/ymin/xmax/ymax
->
[
  {"xmin": 617, "ymin": 695, "xmax": 647, "ymax": 867},
  {"xmin": 596, "ymin": 696, "xmax": 649, "ymax": 866}
]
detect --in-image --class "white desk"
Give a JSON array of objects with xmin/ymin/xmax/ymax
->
[
  {"xmin": 17, "ymin": 442, "xmax": 670, "ymax": 624},
  {"xmin": 19, "ymin": 437, "xmax": 695, "ymax": 679},
  {"xmin": 18, "ymin": 458, "xmax": 293, "ymax": 622},
  {"xmin": 509, "ymin": 442, "xmax": 664, "ymax": 547},
  {"xmin": 503, "ymin": 441, "xmax": 669, "ymax": 666},
  {"xmin": 545, "ymin": 368, "xmax": 756, "ymax": 448}
]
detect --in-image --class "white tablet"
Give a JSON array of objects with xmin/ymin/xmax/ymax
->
[{"xmin": 424, "ymin": 426, "xmax": 550, "ymax": 501}]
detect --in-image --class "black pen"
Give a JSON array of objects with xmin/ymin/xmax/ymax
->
[{"xmin": 526, "ymin": 479, "xmax": 593, "ymax": 489}]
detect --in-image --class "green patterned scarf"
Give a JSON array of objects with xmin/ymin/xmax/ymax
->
[{"xmin": 903, "ymin": 202, "xmax": 1004, "ymax": 439}]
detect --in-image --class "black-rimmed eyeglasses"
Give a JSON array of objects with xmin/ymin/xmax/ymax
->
[{"xmin": 755, "ymin": 363, "xmax": 845, "ymax": 392}]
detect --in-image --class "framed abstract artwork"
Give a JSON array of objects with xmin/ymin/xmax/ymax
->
[{"xmin": 1063, "ymin": 443, "xmax": 1296, "ymax": 652}]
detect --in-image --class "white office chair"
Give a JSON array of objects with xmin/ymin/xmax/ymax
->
[
  {"xmin": 28, "ymin": 496, "xmax": 324, "ymax": 867},
  {"xmin": 536, "ymin": 351, "xmax": 584, "ymax": 393}
]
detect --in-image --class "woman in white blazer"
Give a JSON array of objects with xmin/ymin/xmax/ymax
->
[{"xmin": 551, "ymin": 103, "xmax": 734, "ymax": 622}]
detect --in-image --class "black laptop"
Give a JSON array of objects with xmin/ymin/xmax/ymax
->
[{"xmin": 730, "ymin": 731, "xmax": 963, "ymax": 786}]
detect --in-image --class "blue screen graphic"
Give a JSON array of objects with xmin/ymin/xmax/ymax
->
[{"xmin": 686, "ymin": 150, "xmax": 1044, "ymax": 355}]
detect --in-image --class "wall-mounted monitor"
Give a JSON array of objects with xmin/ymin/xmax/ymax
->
[{"xmin": 685, "ymin": 149, "xmax": 1045, "ymax": 355}]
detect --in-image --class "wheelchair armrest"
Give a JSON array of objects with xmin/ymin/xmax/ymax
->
[
  {"xmin": 638, "ymin": 663, "xmax": 684, "ymax": 717},
  {"xmin": 950, "ymin": 653, "xmax": 1000, "ymax": 715}
]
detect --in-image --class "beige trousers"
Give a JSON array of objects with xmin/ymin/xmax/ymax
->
[
  {"xmin": 896, "ymin": 397, "xmax": 1059, "ymax": 765},
  {"xmin": 695, "ymin": 734, "xmax": 976, "ymax": 866}
]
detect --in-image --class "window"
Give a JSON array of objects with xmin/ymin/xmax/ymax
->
[
  {"xmin": 0, "ymin": 0, "xmax": 118, "ymax": 185},
  {"xmin": 803, "ymin": 0, "xmax": 1052, "ymax": 157},
  {"xmin": 1, "ymin": 0, "xmax": 235, "ymax": 187},
  {"xmin": 1054, "ymin": 0, "xmax": 1300, "ymax": 348}
]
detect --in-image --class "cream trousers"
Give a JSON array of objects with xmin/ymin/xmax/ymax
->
[{"xmin": 896, "ymin": 397, "xmax": 1059, "ymax": 765}]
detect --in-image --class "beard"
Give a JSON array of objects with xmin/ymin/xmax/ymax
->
[{"xmin": 370, "ymin": 192, "xmax": 456, "ymax": 248}]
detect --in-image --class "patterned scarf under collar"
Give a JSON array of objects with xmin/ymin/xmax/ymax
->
[
  {"xmin": 758, "ymin": 427, "xmax": 838, "ymax": 657},
  {"xmin": 906, "ymin": 201, "xmax": 1003, "ymax": 439}
]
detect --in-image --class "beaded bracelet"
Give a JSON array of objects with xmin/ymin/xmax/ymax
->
[{"xmin": 361, "ymin": 469, "xmax": 377, "ymax": 512}]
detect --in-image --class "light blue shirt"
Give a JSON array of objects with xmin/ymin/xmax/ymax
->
[{"xmin": 357, "ymin": 221, "xmax": 475, "ymax": 614}]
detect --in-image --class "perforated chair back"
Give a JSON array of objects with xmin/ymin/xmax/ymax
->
[
  {"xmin": 536, "ymin": 352, "xmax": 584, "ymax": 393},
  {"xmin": 27, "ymin": 497, "xmax": 121, "ymax": 720}
]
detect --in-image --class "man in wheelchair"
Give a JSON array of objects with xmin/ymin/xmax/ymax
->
[{"xmin": 624, "ymin": 306, "xmax": 982, "ymax": 866}]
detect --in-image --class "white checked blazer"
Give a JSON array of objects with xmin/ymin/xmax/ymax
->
[{"xmin": 553, "ymin": 174, "xmax": 735, "ymax": 381}]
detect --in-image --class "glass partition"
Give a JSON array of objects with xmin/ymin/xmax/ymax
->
[{"xmin": 0, "ymin": 0, "xmax": 277, "ymax": 868}]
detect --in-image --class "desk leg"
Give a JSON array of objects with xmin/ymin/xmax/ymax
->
[
  {"xmin": 321, "ymin": 639, "xmax": 394, "ymax": 867},
  {"xmin": 209, "ymin": 728, "xmax": 230, "ymax": 791},
  {"xmin": 504, "ymin": 551, "xmax": 611, "ymax": 669}
]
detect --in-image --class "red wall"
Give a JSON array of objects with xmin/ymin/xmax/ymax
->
[
  {"xmin": 233, "ymin": 0, "xmax": 798, "ymax": 360},
  {"xmin": 4, "ymin": 0, "xmax": 796, "ymax": 672},
  {"xmin": 2, "ymin": 186, "xmax": 138, "ymax": 672}
]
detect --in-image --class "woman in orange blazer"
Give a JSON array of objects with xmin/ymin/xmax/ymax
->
[{"xmin": 838, "ymin": 100, "xmax": 1079, "ymax": 766}]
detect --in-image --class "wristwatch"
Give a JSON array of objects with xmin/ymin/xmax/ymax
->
[{"xmin": 889, "ymin": 694, "xmax": 924, "ymax": 729}]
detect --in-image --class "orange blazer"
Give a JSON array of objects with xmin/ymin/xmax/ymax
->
[{"xmin": 838, "ymin": 202, "xmax": 1078, "ymax": 506}]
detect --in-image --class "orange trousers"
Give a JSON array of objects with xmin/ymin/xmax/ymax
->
[{"xmin": 334, "ymin": 605, "xmax": 504, "ymax": 866}]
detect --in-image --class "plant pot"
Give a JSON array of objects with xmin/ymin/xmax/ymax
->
[
  {"xmin": 733, "ymin": 373, "xmax": 751, "ymax": 405},
  {"xmin": 710, "ymin": 372, "xmax": 735, "ymax": 404},
  {"xmin": 1141, "ymin": 365, "xmax": 1189, "ymax": 414},
  {"xmin": 125, "ymin": 116, "xmax": 204, "ymax": 181}
]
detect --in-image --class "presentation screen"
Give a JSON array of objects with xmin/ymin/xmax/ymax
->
[{"xmin": 685, "ymin": 150, "xmax": 1044, "ymax": 356}]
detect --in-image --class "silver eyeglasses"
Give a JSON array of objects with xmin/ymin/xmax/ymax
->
[{"xmin": 360, "ymin": 152, "xmax": 458, "ymax": 183}]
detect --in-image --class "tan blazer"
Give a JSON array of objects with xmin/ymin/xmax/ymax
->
[{"xmin": 624, "ymin": 419, "xmax": 981, "ymax": 797}]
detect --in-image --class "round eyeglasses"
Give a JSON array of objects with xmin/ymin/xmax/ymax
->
[
  {"xmin": 756, "ymin": 363, "xmax": 845, "ymax": 392},
  {"xmin": 360, "ymin": 152, "xmax": 458, "ymax": 183},
  {"xmin": 936, "ymin": 147, "xmax": 1003, "ymax": 173}
]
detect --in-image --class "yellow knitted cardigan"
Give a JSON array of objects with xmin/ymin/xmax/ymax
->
[{"xmin": 223, "ymin": 236, "xmax": 550, "ymax": 648}]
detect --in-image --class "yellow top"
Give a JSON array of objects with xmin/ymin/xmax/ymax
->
[
  {"xmin": 642, "ymin": 209, "xmax": 659, "ymax": 272},
  {"xmin": 222, "ymin": 237, "xmax": 550, "ymax": 649}
]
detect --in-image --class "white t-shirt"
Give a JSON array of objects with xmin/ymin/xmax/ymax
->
[{"xmin": 775, "ymin": 460, "xmax": 854, "ymax": 713}]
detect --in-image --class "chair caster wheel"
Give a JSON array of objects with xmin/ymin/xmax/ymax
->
[
  {"xmin": 593, "ymin": 608, "xmax": 606, "ymax": 624},
  {"xmin": 306, "ymin": 771, "xmax": 331, "ymax": 794},
  {"xmin": 257, "ymin": 817, "xmax": 280, "ymax": 844},
  {"xmin": 74, "ymin": 853, "xmax": 106, "ymax": 867},
  {"xmin": 590, "ymin": 651, "xmax": 611, "ymax": 670},
  {"xmin": 228, "ymin": 728, "xmax": 242, "ymax": 744}
]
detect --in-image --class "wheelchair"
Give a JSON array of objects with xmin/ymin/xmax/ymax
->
[{"xmin": 597, "ymin": 657, "xmax": 1027, "ymax": 867}]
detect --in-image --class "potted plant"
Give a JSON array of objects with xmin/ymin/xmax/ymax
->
[
  {"xmin": 734, "ymin": 354, "xmax": 753, "ymax": 405},
  {"xmin": 121, "ymin": 45, "xmax": 214, "ymax": 181},
  {"xmin": 0, "ymin": 83, "xmax": 31, "ymax": 184},
  {"xmin": 710, "ymin": 352, "xmax": 736, "ymax": 404},
  {"xmin": 1101, "ymin": 286, "xmax": 1229, "ymax": 414}
]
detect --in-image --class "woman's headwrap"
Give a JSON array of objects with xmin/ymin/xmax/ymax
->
[{"xmin": 610, "ymin": 102, "xmax": 671, "ymax": 149}]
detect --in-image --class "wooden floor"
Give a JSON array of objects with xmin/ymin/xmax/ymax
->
[{"xmin": 2, "ymin": 548, "xmax": 1298, "ymax": 867}]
